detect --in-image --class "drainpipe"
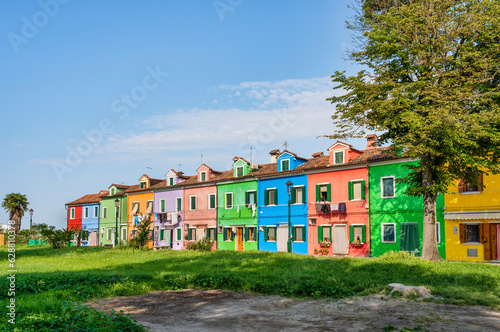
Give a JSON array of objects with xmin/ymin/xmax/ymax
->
[{"xmin": 367, "ymin": 163, "xmax": 372, "ymax": 258}]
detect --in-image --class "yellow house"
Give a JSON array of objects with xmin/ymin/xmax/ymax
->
[
  {"xmin": 445, "ymin": 173, "xmax": 500, "ymax": 261},
  {"xmin": 127, "ymin": 174, "xmax": 162, "ymax": 248}
]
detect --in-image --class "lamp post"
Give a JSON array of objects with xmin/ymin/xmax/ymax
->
[
  {"xmin": 286, "ymin": 180, "xmax": 293, "ymax": 253},
  {"xmin": 114, "ymin": 199, "xmax": 119, "ymax": 247},
  {"xmin": 29, "ymin": 209, "xmax": 33, "ymax": 239}
]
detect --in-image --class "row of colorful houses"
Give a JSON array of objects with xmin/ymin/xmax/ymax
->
[{"xmin": 65, "ymin": 135, "xmax": 500, "ymax": 262}]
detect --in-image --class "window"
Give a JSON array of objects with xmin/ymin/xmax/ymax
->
[
  {"xmin": 459, "ymin": 174, "xmax": 483, "ymax": 193},
  {"xmin": 160, "ymin": 199, "xmax": 166, "ymax": 213},
  {"xmin": 381, "ymin": 177, "xmax": 395, "ymax": 198},
  {"xmin": 460, "ymin": 223, "xmax": 480, "ymax": 243},
  {"xmin": 114, "ymin": 206, "xmax": 120, "ymax": 218},
  {"xmin": 245, "ymin": 191, "xmax": 256, "ymax": 206},
  {"xmin": 381, "ymin": 223, "xmax": 396, "ymax": 243},
  {"xmin": 140, "ymin": 182, "xmax": 146, "ymax": 188},
  {"xmin": 110, "ymin": 188, "xmax": 115, "ymax": 195},
  {"xmin": 132, "ymin": 202, "xmax": 139, "ymax": 215},
  {"xmin": 200, "ymin": 172, "xmax": 207, "ymax": 182},
  {"xmin": 70, "ymin": 208, "xmax": 75, "ymax": 219},
  {"xmin": 224, "ymin": 227, "xmax": 233, "ymax": 241},
  {"xmin": 101, "ymin": 227, "xmax": 105, "ymax": 234},
  {"xmin": 190, "ymin": 196, "xmax": 197, "ymax": 211},
  {"xmin": 334, "ymin": 151, "xmax": 344, "ymax": 164},
  {"xmin": 121, "ymin": 228, "xmax": 127, "ymax": 240},
  {"xmin": 176, "ymin": 227, "xmax": 182, "ymax": 241},
  {"xmin": 236, "ymin": 166, "xmax": 244, "ymax": 177},
  {"xmin": 264, "ymin": 226, "xmax": 276, "ymax": 241},
  {"xmin": 82, "ymin": 231, "xmax": 89, "ymax": 241},
  {"xmin": 281, "ymin": 159, "xmax": 290, "ymax": 171},
  {"xmin": 175, "ymin": 197, "xmax": 182, "ymax": 212},
  {"xmin": 293, "ymin": 226, "xmax": 305, "ymax": 242},
  {"xmin": 225, "ymin": 192, "xmax": 233, "ymax": 209},
  {"xmin": 349, "ymin": 180, "xmax": 366, "ymax": 200},
  {"xmin": 264, "ymin": 189, "xmax": 277, "ymax": 206},
  {"xmin": 436, "ymin": 222, "xmax": 441, "ymax": 244},
  {"xmin": 208, "ymin": 194, "xmax": 216, "ymax": 209},
  {"xmin": 317, "ymin": 226, "xmax": 331, "ymax": 242},
  {"xmin": 102, "ymin": 207, "xmax": 107, "ymax": 218},
  {"xmin": 84, "ymin": 207, "xmax": 89, "ymax": 218},
  {"xmin": 169, "ymin": 177, "xmax": 174, "ymax": 186},
  {"xmin": 207, "ymin": 228, "xmax": 217, "ymax": 241},
  {"xmin": 245, "ymin": 227, "xmax": 256, "ymax": 241},
  {"xmin": 107, "ymin": 228, "xmax": 112, "ymax": 241},
  {"xmin": 316, "ymin": 184, "xmax": 331, "ymax": 202},
  {"xmin": 349, "ymin": 224, "xmax": 366, "ymax": 243},
  {"xmin": 94, "ymin": 206, "xmax": 98, "ymax": 217},
  {"xmin": 292, "ymin": 186, "xmax": 306, "ymax": 204}
]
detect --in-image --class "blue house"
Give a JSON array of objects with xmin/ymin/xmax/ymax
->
[
  {"xmin": 80, "ymin": 191, "xmax": 106, "ymax": 246},
  {"xmin": 257, "ymin": 150, "xmax": 309, "ymax": 254}
]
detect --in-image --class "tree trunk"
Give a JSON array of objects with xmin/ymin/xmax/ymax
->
[{"xmin": 420, "ymin": 161, "xmax": 443, "ymax": 261}]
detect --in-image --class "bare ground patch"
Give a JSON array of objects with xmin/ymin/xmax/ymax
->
[{"xmin": 88, "ymin": 290, "xmax": 500, "ymax": 331}]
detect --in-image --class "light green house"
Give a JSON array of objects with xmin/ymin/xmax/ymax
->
[{"xmin": 99, "ymin": 184, "xmax": 132, "ymax": 246}]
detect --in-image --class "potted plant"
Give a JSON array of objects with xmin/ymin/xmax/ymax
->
[{"xmin": 319, "ymin": 241, "xmax": 331, "ymax": 248}]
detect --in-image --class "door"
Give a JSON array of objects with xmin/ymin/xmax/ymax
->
[
  {"xmin": 483, "ymin": 223, "xmax": 498, "ymax": 260},
  {"xmin": 236, "ymin": 227, "xmax": 244, "ymax": 251},
  {"xmin": 400, "ymin": 223, "xmax": 419, "ymax": 255},
  {"xmin": 165, "ymin": 229, "xmax": 172, "ymax": 248},
  {"xmin": 332, "ymin": 225, "xmax": 349, "ymax": 255},
  {"xmin": 196, "ymin": 227, "xmax": 206, "ymax": 241},
  {"xmin": 277, "ymin": 225, "xmax": 288, "ymax": 252}
]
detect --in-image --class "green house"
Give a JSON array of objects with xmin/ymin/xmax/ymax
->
[
  {"xmin": 99, "ymin": 184, "xmax": 131, "ymax": 246},
  {"xmin": 369, "ymin": 158, "xmax": 446, "ymax": 258},
  {"xmin": 216, "ymin": 157, "xmax": 260, "ymax": 251}
]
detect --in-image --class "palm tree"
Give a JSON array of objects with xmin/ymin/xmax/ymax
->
[{"xmin": 2, "ymin": 193, "xmax": 29, "ymax": 234}]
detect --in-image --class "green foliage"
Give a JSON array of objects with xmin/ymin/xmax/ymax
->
[
  {"xmin": 41, "ymin": 228, "xmax": 74, "ymax": 249},
  {"xmin": 2, "ymin": 192, "xmax": 29, "ymax": 233},
  {"xmin": 132, "ymin": 217, "xmax": 153, "ymax": 248},
  {"xmin": 186, "ymin": 238, "xmax": 214, "ymax": 252}
]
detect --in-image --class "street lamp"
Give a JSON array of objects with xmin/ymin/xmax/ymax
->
[
  {"xmin": 286, "ymin": 180, "xmax": 293, "ymax": 253},
  {"xmin": 114, "ymin": 199, "xmax": 119, "ymax": 247},
  {"xmin": 29, "ymin": 209, "xmax": 33, "ymax": 239}
]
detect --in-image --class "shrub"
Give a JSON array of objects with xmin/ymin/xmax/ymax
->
[{"xmin": 186, "ymin": 238, "xmax": 214, "ymax": 252}]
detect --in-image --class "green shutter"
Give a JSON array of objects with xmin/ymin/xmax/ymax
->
[
  {"xmin": 302, "ymin": 186, "xmax": 306, "ymax": 204},
  {"xmin": 264, "ymin": 190, "xmax": 269, "ymax": 206},
  {"xmin": 210, "ymin": 195, "xmax": 216, "ymax": 209},
  {"xmin": 160, "ymin": 229, "xmax": 164, "ymax": 241},
  {"xmin": 223, "ymin": 228, "xmax": 227, "ymax": 241},
  {"xmin": 245, "ymin": 192, "xmax": 249, "ymax": 205},
  {"xmin": 264, "ymin": 227, "xmax": 269, "ymax": 241},
  {"xmin": 274, "ymin": 189, "xmax": 278, "ymax": 205},
  {"xmin": 361, "ymin": 180, "xmax": 366, "ymax": 200},
  {"xmin": 244, "ymin": 227, "xmax": 248, "ymax": 241},
  {"xmin": 329, "ymin": 227, "xmax": 333, "ymax": 243},
  {"xmin": 291, "ymin": 227, "xmax": 296, "ymax": 242},
  {"xmin": 177, "ymin": 228, "xmax": 181, "ymax": 241},
  {"xmin": 349, "ymin": 225, "xmax": 354, "ymax": 243},
  {"xmin": 348, "ymin": 182, "xmax": 354, "ymax": 201},
  {"xmin": 188, "ymin": 228, "xmax": 192, "ymax": 241},
  {"xmin": 302, "ymin": 226, "xmax": 306, "ymax": 241},
  {"xmin": 161, "ymin": 200, "xmax": 165, "ymax": 212},
  {"xmin": 291, "ymin": 187, "xmax": 296, "ymax": 204},
  {"xmin": 231, "ymin": 230, "xmax": 234, "ymax": 241},
  {"xmin": 326, "ymin": 184, "xmax": 331, "ymax": 201},
  {"xmin": 316, "ymin": 185, "xmax": 320, "ymax": 201},
  {"xmin": 361, "ymin": 225, "xmax": 366, "ymax": 243},
  {"xmin": 318, "ymin": 226, "xmax": 323, "ymax": 242}
]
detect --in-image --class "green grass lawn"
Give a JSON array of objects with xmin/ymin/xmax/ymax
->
[{"xmin": 1, "ymin": 245, "xmax": 499, "ymax": 331}]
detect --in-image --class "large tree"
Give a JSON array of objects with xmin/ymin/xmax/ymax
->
[
  {"xmin": 2, "ymin": 193, "xmax": 29, "ymax": 234},
  {"xmin": 328, "ymin": 0, "xmax": 500, "ymax": 260}
]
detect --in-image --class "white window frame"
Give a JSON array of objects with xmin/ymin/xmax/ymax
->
[
  {"xmin": 189, "ymin": 195, "xmax": 197, "ymax": 211},
  {"xmin": 200, "ymin": 171, "xmax": 207, "ymax": 182},
  {"xmin": 247, "ymin": 226, "xmax": 256, "ymax": 242},
  {"xmin": 168, "ymin": 177, "xmax": 174, "ymax": 186},
  {"xmin": 208, "ymin": 193, "xmax": 216, "ymax": 210},
  {"xmin": 101, "ymin": 227, "xmax": 105, "ymax": 234},
  {"xmin": 140, "ymin": 181, "xmax": 147, "ymax": 188},
  {"xmin": 70, "ymin": 208, "xmax": 75, "ymax": 219},
  {"xmin": 293, "ymin": 185, "xmax": 305, "ymax": 204},
  {"xmin": 463, "ymin": 222, "xmax": 482, "ymax": 245},
  {"xmin": 107, "ymin": 228, "xmax": 112, "ymax": 241},
  {"xmin": 247, "ymin": 190, "xmax": 257, "ymax": 206},
  {"xmin": 436, "ymin": 222, "xmax": 441, "ymax": 244},
  {"xmin": 160, "ymin": 199, "xmax": 166, "ymax": 213},
  {"xmin": 350, "ymin": 179, "xmax": 364, "ymax": 201},
  {"xmin": 94, "ymin": 206, "xmax": 99, "ymax": 218},
  {"xmin": 334, "ymin": 150, "xmax": 344, "ymax": 164},
  {"xmin": 102, "ymin": 207, "xmax": 108, "ymax": 219},
  {"xmin": 267, "ymin": 226, "xmax": 277, "ymax": 242},
  {"xmin": 236, "ymin": 166, "xmax": 244, "ymax": 177},
  {"xmin": 320, "ymin": 224, "xmax": 332, "ymax": 242},
  {"xmin": 381, "ymin": 176, "xmax": 396, "ymax": 198},
  {"xmin": 281, "ymin": 159, "xmax": 290, "ymax": 171},
  {"xmin": 175, "ymin": 197, "xmax": 182, "ymax": 212},
  {"xmin": 110, "ymin": 188, "xmax": 115, "ymax": 196},
  {"xmin": 225, "ymin": 192, "xmax": 233, "ymax": 209},
  {"xmin": 224, "ymin": 227, "xmax": 232, "ymax": 242},
  {"xmin": 381, "ymin": 223, "xmax": 397, "ymax": 243},
  {"xmin": 84, "ymin": 207, "xmax": 89, "ymax": 218},
  {"xmin": 121, "ymin": 228, "xmax": 127, "ymax": 240},
  {"xmin": 267, "ymin": 188, "xmax": 277, "ymax": 206},
  {"xmin": 294, "ymin": 225, "xmax": 305, "ymax": 242}
]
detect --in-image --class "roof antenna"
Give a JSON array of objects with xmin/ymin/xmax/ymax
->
[
  {"xmin": 283, "ymin": 140, "xmax": 288, "ymax": 150},
  {"xmin": 201, "ymin": 154, "xmax": 203, "ymax": 165},
  {"xmin": 178, "ymin": 163, "xmax": 181, "ymax": 172},
  {"xmin": 146, "ymin": 166, "xmax": 152, "ymax": 174},
  {"xmin": 250, "ymin": 146, "xmax": 253, "ymax": 164}
]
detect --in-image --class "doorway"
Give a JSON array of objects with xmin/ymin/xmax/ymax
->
[
  {"xmin": 236, "ymin": 227, "xmax": 244, "ymax": 251},
  {"xmin": 332, "ymin": 225, "xmax": 349, "ymax": 255},
  {"xmin": 277, "ymin": 225, "xmax": 288, "ymax": 252},
  {"xmin": 483, "ymin": 223, "xmax": 499, "ymax": 260},
  {"xmin": 400, "ymin": 222, "xmax": 420, "ymax": 255}
]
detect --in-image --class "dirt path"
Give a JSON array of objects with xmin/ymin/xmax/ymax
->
[{"xmin": 89, "ymin": 290, "xmax": 500, "ymax": 331}]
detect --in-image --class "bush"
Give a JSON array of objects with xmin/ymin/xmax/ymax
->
[{"xmin": 186, "ymin": 238, "xmax": 214, "ymax": 252}]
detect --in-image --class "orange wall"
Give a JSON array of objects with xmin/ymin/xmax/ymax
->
[{"xmin": 127, "ymin": 191, "xmax": 154, "ymax": 244}]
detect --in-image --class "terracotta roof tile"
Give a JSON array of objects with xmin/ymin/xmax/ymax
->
[{"xmin": 66, "ymin": 191, "xmax": 107, "ymax": 206}]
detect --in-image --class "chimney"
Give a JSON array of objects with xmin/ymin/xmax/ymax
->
[
  {"xmin": 312, "ymin": 152, "xmax": 324, "ymax": 158},
  {"xmin": 365, "ymin": 134, "xmax": 378, "ymax": 150},
  {"xmin": 269, "ymin": 149, "xmax": 280, "ymax": 163}
]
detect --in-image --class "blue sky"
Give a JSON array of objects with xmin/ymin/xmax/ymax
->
[{"xmin": 0, "ymin": 0, "xmax": 367, "ymax": 229}]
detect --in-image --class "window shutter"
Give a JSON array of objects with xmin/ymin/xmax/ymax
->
[
  {"xmin": 316, "ymin": 185, "xmax": 320, "ymax": 202},
  {"xmin": 188, "ymin": 228, "xmax": 192, "ymax": 241},
  {"xmin": 177, "ymin": 228, "xmax": 181, "ymax": 241},
  {"xmin": 291, "ymin": 187, "xmax": 296, "ymax": 204},
  {"xmin": 291, "ymin": 227, "xmax": 296, "ymax": 242},
  {"xmin": 264, "ymin": 227, "xmax": 269, "ymax": 241},
  {"xmin": 458, "ymin": 179, "xmax": 465, "ymax": 193},
  {"xmin": 274, "ymin": 189, "xmax": 278, "ymax": 205},
  {"xmin": 348, "ymin": 182, "xmax": 353, "ymax": 201},
  {"xmin": 479, "ymin": 223, "xmax": 485, "ymax": 244},
  {"xmin": 160, "ymin": 230, "xmax": 164, "ymax": 241},
  {"xmin": 318, "ymin": 226, "xmax": 323, "ymax": 242},
  {"xmin": 478, "ymin": 174, "xmax": 484, "ymax": 192},
  {"xmin": 349, "ymin": 225, "xmax": 354, "ymax": 242},
  {"xmin": 302, "ymin": 186, "xmax": 306, "ymax": 204},
  {"xmin": 459, "ymin": 224, "xmax": 466, "ymax": 243},
  {"xmin": 264, "ymin": 190, "xmax": 269, "ymax": 206},
  {"xmin": 223, "ymin": 228, "xmax": 227, "ymax": 241},
  {"xmin": 302, "ymin": 226, "xmax": 306, "ymax": 241},
  {"xmin": 231, "ymin": 230, "xmax": 235, "ymax": 241},
  {"xmin": 361, "ymin": 225, "xmax": 366, "ymax": 243},
  {"xmin": 326, "ymin": 184, "xmax": 331, "ymax": 201},
  {"xmin": 245, "ymin": 227, "xmax": 249, "ymax": 241},
  {"xmin": 245, "ymin": 192, "xmax": 250, "ymax": 205},
  {"xmin": 361, "ymin": 180, "xmax": 366, "ymax": 200},
  {"xmin": 329, "ymin": 227, "xmax": 333, "ymax": 243}
]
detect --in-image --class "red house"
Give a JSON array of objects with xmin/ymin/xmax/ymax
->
[{"xmin": 66, "ymin": 204, "xmax": 82, "ymax": 231}]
